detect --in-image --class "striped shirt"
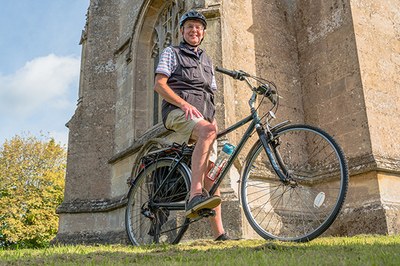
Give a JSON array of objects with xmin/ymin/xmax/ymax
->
[{"xmin": 155, "ymin": 46, "xmax": 217, "ymax": 90}]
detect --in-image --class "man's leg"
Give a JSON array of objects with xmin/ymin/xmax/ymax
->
[
  {"xmin": 190, "ymin": 121, "xmax": 226, "ymax": 238},
  {"xmin": 204, "ymin": 172, "xmax": 225, "ymax": 238},
  {"xmin": 189, "ymin": 120, "xmax": 217, "ymax": 199},
  {"xmin": 165, "ymin": 110, "xmax": 221, "ymax": 218}
]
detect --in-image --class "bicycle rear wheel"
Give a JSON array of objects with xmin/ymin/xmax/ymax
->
[
  {"xmin": 241, "ymin": 124, "xmax": 348, "ymax": 242},
  {"xmin": 125, "ymin": 158, "xmax": 191, "ymax": 245}
]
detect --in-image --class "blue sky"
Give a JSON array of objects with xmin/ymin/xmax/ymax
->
[{"xmin": 0, "ymin": 1, "xmax": 89, "ymax": 146}]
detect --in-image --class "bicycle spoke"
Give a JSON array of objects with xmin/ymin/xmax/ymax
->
[
  {"xmin": 246, "ymin": 182, "xmax": 282, "ymax": 205},
  {"xmin": 241, "ymin": 125, "xmax": 348, "ymax": 242},
  {"xmin": 251, "ymin": 183, "xmax": 285, "ymax": 220},
  {"xmin": 262, "ymin": 185, "xmax": 289, "ymax": 233},
  {"xmin": 125, "ymin": 158, "xmax": 191, "ymax": 245}
]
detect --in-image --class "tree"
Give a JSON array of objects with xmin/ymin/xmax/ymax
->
[{"xmin": 0, "ymin": 134, "xmax": 66, "ymax": 248}]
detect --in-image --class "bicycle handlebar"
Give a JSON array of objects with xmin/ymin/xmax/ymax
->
[
  {"xmin": 256, "ymin": 84, "xmax": 277, "ymax": 105},
  {"xmin": 215, "ymin": 66, "xmax": 277, "ymax": 105},
  {"xmin": 215, "ymin": 66, "xmax": 249, "ymax": 80}
]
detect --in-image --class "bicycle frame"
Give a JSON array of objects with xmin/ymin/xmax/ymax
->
[
  {"xmin": 152, "ymin": 114, "xmax": 258, "ymax": 210},
  {"xmin": 152, "ymin": 76, "xmax": 289, "ymax": 210},
  {"xmin": 209, "ymin": 86, "xmax": 291, "ymax": 195},
  {"xmin": 127, "ymin": 67, "xmax": 349, "ymax": 245},
  {"xmin": 209, "ymin": 114, "xmax": 255, "ymax": 195}
]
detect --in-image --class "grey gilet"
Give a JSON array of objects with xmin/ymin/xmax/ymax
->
[{"xmin": 161, "ymin": 42, "xmax": 216, "ymax": 126}]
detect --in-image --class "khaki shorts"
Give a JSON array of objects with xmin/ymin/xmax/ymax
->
[{"xmin": 165, "ymin": 109, "xmax": 217, "ymax": 163}]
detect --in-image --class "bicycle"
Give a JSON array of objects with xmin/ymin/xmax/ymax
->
[{"xmin": 125, "ymin": 66, "xmax": 349, "ymax": 245}]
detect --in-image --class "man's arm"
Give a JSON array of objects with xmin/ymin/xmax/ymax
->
[{"xmin": 154, "ymin": 74, "xmax": 203, "ymax": 120}]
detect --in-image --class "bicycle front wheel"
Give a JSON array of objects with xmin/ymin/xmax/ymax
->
[
  {"xmin": 125, "ymin": 158, "xmax": 191, "ymax": 245},
  {"xmin": 241, "ymin": 124, "xmax": 348, "ymax": 242}
]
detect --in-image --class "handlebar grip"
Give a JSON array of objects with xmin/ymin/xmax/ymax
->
[
  {"xmin": 215, "ymin": 66, "xmax": 238, "ymax": 78},
  {"xmin": 215, "ymin": 66, "xmax": 248, "ymax": 80}
]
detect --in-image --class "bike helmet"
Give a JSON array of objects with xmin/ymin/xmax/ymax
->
[{"xmin": 179, "ymin": 10, "xmax": 207, "ymax": 29}]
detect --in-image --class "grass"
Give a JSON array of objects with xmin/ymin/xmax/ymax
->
[{"xmin": 1, "ymin": 235, "xmax": 399, "ymax": 265}]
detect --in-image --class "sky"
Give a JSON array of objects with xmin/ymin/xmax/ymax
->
[{"xmin": 0, "ymin": 1, "xmax": 90, "ymax": 146}]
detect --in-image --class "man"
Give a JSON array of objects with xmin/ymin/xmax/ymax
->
[{"xmin": 154, "ymin": 10, "xmax": 229, "ymax": 241}]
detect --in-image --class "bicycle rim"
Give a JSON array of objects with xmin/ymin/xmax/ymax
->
[
  {"xmin": 241, "ymin": 124, "xmax": 348, "ymax": 242},
  {"xmin": 125, "ymin": 158, "xmax": 191, "ymax": 245}
]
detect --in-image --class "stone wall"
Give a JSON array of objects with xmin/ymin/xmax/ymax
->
[
  {"xmin": 347, "ymin": 0, "xmax": 400, "ymax": 234},
  {"xmin": 55, "ymin": 0, "xmax": 400, "ymax": 244},
  {"xmin": 350, "ymin": 0, "xmax": 400, "ymax": 165},
  {"xmin": 55, "ymin": 1, "xmax": 122, "ymax": 244},
  {"xmin": 294, "ymin": 0, "xmax": 370, "ymax": 159},
  {"xmin": 63, "ymin": 1, "xmax": 119, "ymax": 202}
]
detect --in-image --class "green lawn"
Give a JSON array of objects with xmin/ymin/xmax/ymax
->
[{"xmin": 1, "ymin": 235, "xmax": 399, "ymax": 265}]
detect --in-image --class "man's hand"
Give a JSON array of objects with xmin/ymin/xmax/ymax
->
[
  {"xmin": 154, "ymin": 74, "xmax": 204, "ymax": 121},
  {"xmin": 180, "ymin": 102, "xmax": 204, "ymax": 120}
]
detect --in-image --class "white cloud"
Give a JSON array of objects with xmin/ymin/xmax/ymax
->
[{"xmin": 0, "ymin": 54, "xmax": 80, "ymax": 118}]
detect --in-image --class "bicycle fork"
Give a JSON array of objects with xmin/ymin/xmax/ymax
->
[{"xmin": 255, "ymin": 123, "xmax": 296, "ymax": 186}]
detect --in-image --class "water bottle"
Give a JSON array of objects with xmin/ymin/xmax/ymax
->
[{"xmin": 207, "ymin": 143, "xmax": 235, "ymax": 181}]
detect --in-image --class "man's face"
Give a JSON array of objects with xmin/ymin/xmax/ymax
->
[{"xmin": 181, "ymin": 19, "xmax": 205, "ymax": 46}]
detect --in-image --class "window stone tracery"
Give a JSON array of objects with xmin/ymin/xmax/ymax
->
[
  {"xmin": 150, "ymin": 1, "xmax": 184, "ymax": 124},
  {"xmin": 151, "ymin": 1, "xmax": 183, "ymax": 59}
]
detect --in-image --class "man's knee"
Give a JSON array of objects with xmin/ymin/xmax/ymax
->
[
  {"xmin": 201, "ymin": 123, "xmax": 217, "ymax": 140},
  {"xmin": 193, "ymin": 121, "xmax": 217, "ymax": 141}
]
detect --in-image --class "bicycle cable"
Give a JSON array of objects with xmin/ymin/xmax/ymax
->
[{"xmin": 248, "ymin": 74, "xmax": 280, "ymax": 125}]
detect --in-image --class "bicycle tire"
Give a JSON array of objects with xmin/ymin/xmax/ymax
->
[
  {"xmin": 241, "ymin": 124, "xmax": 348, "ymax": 242},
  {"xmin": 125, "ymin": 158, "xmax": 191, "ymax": 245}
]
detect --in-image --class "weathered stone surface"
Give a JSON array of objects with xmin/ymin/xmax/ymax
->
[{"xmin": 56, "ymin": 0, "xmax": 400, "ymax": 244}]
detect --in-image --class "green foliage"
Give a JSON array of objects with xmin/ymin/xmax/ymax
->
[{"xmin": 0, "ymin": 134, "xmax": 66, "ymax": 248}]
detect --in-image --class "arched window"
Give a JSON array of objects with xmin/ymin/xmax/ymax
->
[
  {"xmin": 150, "ymin": 1, "xmax": 182, "ymax": 125},
  {"xmin": 129, "ymin": 0, "xmax": 185, "ymax": 138}
]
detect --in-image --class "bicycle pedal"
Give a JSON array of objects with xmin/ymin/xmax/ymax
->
[{"xmin": 197, "ymin": 208, "xmax": 216, "ymax": 218}]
